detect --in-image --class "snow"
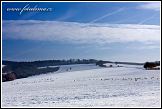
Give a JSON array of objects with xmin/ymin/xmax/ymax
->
[
  {"xmin": 2, "ymin": 65, "xmax": 6, "ymax": 68},
  {"xmin": 37, "ymin": 64, "xmax": 100, "ymax": 71},
  {"xmin": 2, "ymin": 64, "xmax": 160, "ymax": 107}
]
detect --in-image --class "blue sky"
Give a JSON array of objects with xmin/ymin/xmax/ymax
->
[{"xmin": 2, "ymin": 2, "xmax": 160, "ymax": 62}]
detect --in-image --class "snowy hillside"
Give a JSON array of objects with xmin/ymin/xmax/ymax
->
[
  {"xmin": 38, "ymin": 64, "xmax": 101, "ymax": 72},
  {"xmin": 2, "ymin": 64, "xmax": 160, "ymax": 107}
]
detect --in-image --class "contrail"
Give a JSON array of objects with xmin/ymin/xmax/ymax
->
[
  {"xmin": 138, "ymin": 13, "xmax": 158, "ymax": 25},
  {"xmin": 110, "ymin": 14, "xmax": 139, "ymax": 24},
  {"xmin": 89, "ymin": 8, "xmax": 125, "ymax": 23}
]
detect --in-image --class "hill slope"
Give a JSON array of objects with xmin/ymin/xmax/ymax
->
[{"xmin": 2, "ymin": 64, "xmax": 160, "ymax": 107}]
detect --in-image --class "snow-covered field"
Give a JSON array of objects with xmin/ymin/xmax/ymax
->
[{"xmin": 2, "ymin": 64, "xmax": 161, "ymax": 107}]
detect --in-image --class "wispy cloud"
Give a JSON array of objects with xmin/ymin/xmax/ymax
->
[
  {"xmin": 3, "ymin": 20, "xmax": 160, "ymax": 44},
  {"xmin": 137, "ymin": 2, "xmax": 160, "ymax": 11},
  {"xmin": 127, "ymin": 43, "xmax": 160, "ymax": 50}
]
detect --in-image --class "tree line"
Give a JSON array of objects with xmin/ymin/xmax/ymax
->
[{"xmin": 2, "ymin": 59, "xmax": 97, "ymax": 82}]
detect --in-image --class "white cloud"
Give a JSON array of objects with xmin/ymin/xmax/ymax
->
[
  {"xmin": 137, "ymin": 2, "xmax": 160, "ymax": 11},
  {"xmin": 2, "ymin": 20, "xmax": 160, "ymax": 44}
]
